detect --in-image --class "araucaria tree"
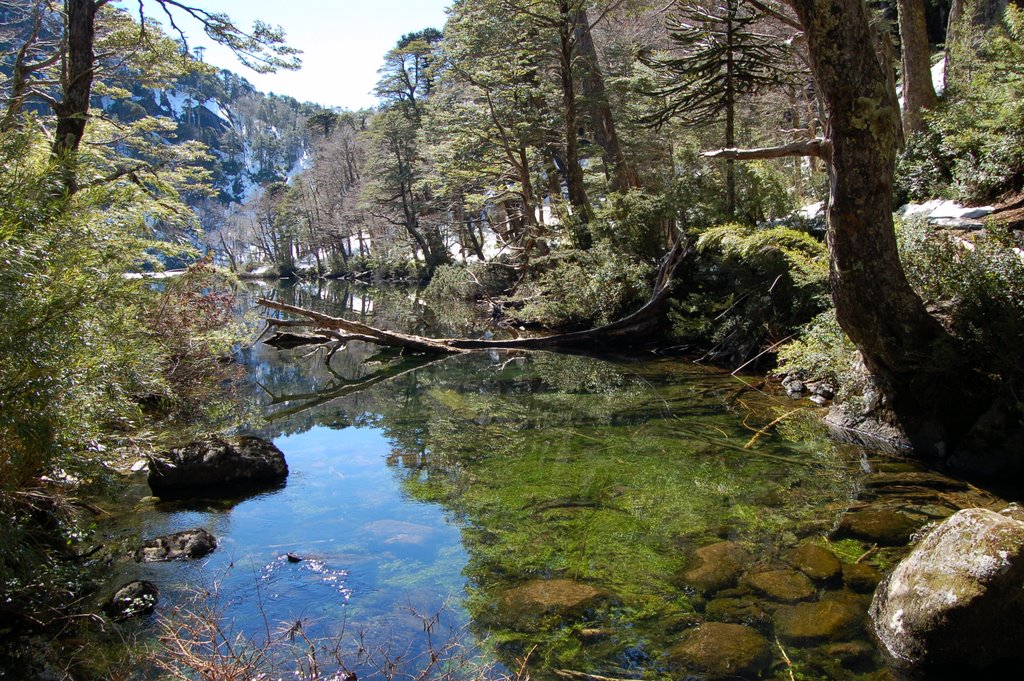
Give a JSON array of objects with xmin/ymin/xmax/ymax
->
[{"xmin": 642, "ymin": 0, "xmax": 791, "ymax": 216}]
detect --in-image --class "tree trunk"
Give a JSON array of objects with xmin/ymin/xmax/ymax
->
[
  {"xmin": 788, "ymin": 0, "xmax": 992, "ymax": 456},
  {"xmin": 897, "ymin": 0, "xmax": 938, "ymax": 136},
  {"xmin": 557, "ymin": 1, "xmax": 594, "ymax": 238},
  {"xmin": 258, "ymin": 238, "xmax": 689, "ymax": 354},
  {"xmin": 573, "ymin": 8, "xmax": 639, "ymax": 193},
  {"xmin": 725, "ymin": 1, "xmax": 737, "ymax": 218},
  {"xmin": 53, "ymin": 0, "xmax": 99, "ymax": 191}
]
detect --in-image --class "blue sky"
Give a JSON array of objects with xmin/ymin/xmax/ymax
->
[{"xmin": 119, "ymin": 1, "xmax": 452, "ymax": 109}]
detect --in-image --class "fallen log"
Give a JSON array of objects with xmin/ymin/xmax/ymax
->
[{"xmin": 258, "ymin": 238, "xmax": 690, "ymax": 355}]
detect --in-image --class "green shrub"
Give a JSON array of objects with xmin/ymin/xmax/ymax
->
[
  {"xmin": 0, "ymin": 125, "xmax": 241, "ymax": 646},
  {"xmin": 734, "ymin": 160, "xmax": 797, "ymax": 225},
  {"xmin": 669, "ymin": 223, "xmax": 829, "ymax": 365},
  {"xmin": 423, "ymin": 261, "xmax": 516, "ymax": 301},
  {"xmin": 775, "ymin": 310, "xmax": 863, "ymax": 399},
  {"xmin": 518, "ymin": 244, "xmax": 654, "ymax": 330},
  {"xmin": 592, "ymin": 190, "xmax": 674, "ymax": 260},
  {"xmin": 897, "ymin": 7, "xmax": 1024, "ymax": 204},
  {"xmin": 898, "ymin": 217, "xmax": 1024, "ymax": 378}
]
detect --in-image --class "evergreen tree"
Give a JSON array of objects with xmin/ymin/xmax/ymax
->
[{"xmin": 642, "ymin": 0, "xmax": 791, "ymax": 216}]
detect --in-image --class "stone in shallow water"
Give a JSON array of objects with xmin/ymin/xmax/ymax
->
[
  {"xmin": 819, "ymin": 641, "xmax": 876, "ymax": 668},
  {"xmin": 836, "ymin": 508, "xmax": 920, "ymax": 546},
  {"xmin": 785, "ymin": 543, "xmax": 842, "ymax": 583},
  {"xmin": 136, "ymin": 528, "xmax": 217, "ymax": 562},
  {"xmin": 870, "ymin": 508, "xmax": 1024, "ymax": 672},
  {"xmin": 665, "ymin": 622, "xmax": 772, "ymax": 680},
  {"xmin": 498, "ymin": 579, "xmax": 610, "ymax": 630},
  {"xmin": 741, "ymin": 568, "xmax": 815, "ymax": 603},
  {"xmin": 678, "ymin": 541, "xmax": 751, "ymax": 594},
  {"xmin": 774, "ymin": 596, "xmax": 864, "ymax": 643},
  {"xmin": 104, "ymin": 580, "xmax": 159, "ymax": 622},
  {"xmin": 842, "ymin": 562, "xmax": 882, "ymax": 593},
  {"xmin": 147, "ymin": 435, "xmax": 288, "ymax": 498},
  {"xmin": 704, "ymin": 597, "xmax": 772, "ymax": 631}
]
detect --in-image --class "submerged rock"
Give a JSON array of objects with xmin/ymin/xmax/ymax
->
[
  {"xmin": 104, "ymin": 580, "xmax": 159, "ymax": 622},
  {"xmin": 785, "ymin": 543, "xmax": 842, "ymax": 584},
  {"xmin": 820, "ymin": 641, "xmax": 875, "ymax": 668},
  {"xmin": 774, "ymin": 597, "xmax": 864, "ymax": 643},
  {"xmin": 841, "ymin": 562, "xmax": 882, "ymax": 593},
  {"xmin": 136, "ymin": 528, "xmax": 217, "ymax": 562},
  {"xmin": 870, "ymin": 508, "xmax": 1024, "ymax": 672},
  {"xmin": 704, "ymin": 597, "xmax": 772, "ymax": 631},
  {"xmin": 678, "ymin": 541, "xmax": 751, "ymax": 594},
  {"xmin": 835, "ymin": 508, "xmax": 920, "ymax": 546},
  {"xmin": 498, "ymin": 579, "xmax": 610, "ymax": 630},
  {"xmin": 665, "ymin": 622, "xmax": 772, "ymax": 680},
  {"xmin": 148, "ymin": 435, "xmax": 288, "ymax": 498},
  {"xmin": 741, "ymin": 567, "xmax": 815, "ymax": 603}
]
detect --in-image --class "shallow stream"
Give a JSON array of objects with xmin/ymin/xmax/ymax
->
[{"xmin": 105, "ymin": 281, "xmax": 998, "ymax": 681}]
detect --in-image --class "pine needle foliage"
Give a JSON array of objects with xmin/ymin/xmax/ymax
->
[{"xmin": 639, "ymin": 0, "xmax": 792, "ymax": 129}]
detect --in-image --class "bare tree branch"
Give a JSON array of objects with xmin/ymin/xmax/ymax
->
[{"xmin": 702, "ymin": 138, "xmax": 831, "ymax": 162}]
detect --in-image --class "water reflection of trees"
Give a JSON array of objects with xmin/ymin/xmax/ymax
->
[{"xmin": 232, "ymin": 283, "xmax": 862, "ymax": 679}]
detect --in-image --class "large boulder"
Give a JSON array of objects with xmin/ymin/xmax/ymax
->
[
  {"xmin": 148, "ymin": 436, "xmax": 288, "ymax": 497},
  {"xmin": 870, "ymin": 508, "xmax": 1024, "ymax": 672},
  {"xmin": 136, "ymin": 528, "xmax": 217, "ymax": 562},
  {"xmin": 665, "ymin": 622, "xmax": 773, "ymax": 680}
]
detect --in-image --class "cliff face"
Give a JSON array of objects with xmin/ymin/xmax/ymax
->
[{"xmin": 99, "ymin": 69, "xmax": 320, "ymax": 205}]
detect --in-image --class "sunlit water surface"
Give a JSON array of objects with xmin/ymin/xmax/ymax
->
[{"xmin": 109, "ymin": 280, "xmax": 904, "ymax": 681}]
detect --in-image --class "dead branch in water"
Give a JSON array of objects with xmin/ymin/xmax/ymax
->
[{"xmin": 257, "ymin": 238, "xmax": 691, "ymax": 355}]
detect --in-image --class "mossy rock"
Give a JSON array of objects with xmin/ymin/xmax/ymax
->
[
  {"xmin": 842, "ymin": 562, "xmax": 883, "ymax": 593},
  {"xmin": 785, "ymin": 543, "xmax": 842, "ymax": 583},
  {"xmin": 704, "ymin": 597, "xmax": 772, "ymax": 632},
  {"xmin": 677, "ymin": 541, "xmax": 751, "ymax": 594},
  {"xmin": 774, "ymin": 596, "xmax": 864, "ymax": 643},
  {"xmin": 741, "ymin": 567, "xmax": 815, "ymax": 603},
  {"xmin": 835, "ymin": 509, "xmax": 921, "ymax": 546},
  {"xmin": 496, "ymin": 578, "xmax": 612, "ymax": 630},
  {"xmin": 665, "ymin": 622, "xmax": 773, "ymax": 680}
]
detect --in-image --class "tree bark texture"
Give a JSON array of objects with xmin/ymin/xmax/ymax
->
[
  {"xmin": 573, "ymin": 8, "xmax": 640, "ymax": 193},
  {"xmin": 897, "ymin": 0, "xmax": 938, "ymax": 135},
  {"xmin": 53, "ymin": 0, "xmax": 99, "ymax": 189},
  {"xmin": 557, "ymin": 1, "xmax": 594, "ymax": 235},
  {"xmin": 787, "ymin": 0, "xmax": 991, "ymax": 454}
]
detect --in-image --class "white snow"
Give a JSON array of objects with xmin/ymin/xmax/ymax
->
[{"xmin": 899, "ymin": 199, "xmax": 994, "ymax": 227}]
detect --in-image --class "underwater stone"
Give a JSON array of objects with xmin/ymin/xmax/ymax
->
[
  {"xmin": 819, "ymin": 640, "xmax": 876, "ymax": 668},
  {"xmin": 679, "ymin": 541, "xmax": 751, "ymax": 594},
  {"xmin": 835, "ymin": 508, "xmax": 920, "ymax": 546},
  {"xmin": 774, "ymin": 597, "xmax": 864, "ymax": 643},
  {"xmin": 498, "ymin": 579, "xmax": 610, "ymax": 630},
  {"xmin": 704, "ymin": 597, "xmax": 772, "ymax": 632},
  {"xmin": 665, "ymin": 622, "xmax": 772, "ymax": 680},
  {"xmin": 785, "ymin": 543, "xmax": 842, "ymax": 583},
  {"xmin": 741, "ymin": 567, "xmax": 816, "ymax": 602},
  {"xmin": 842, "ymin": 562, "xmax": 882, "ymax": 593},
  {"xmin": 103, "ymin": 580, "xmax": 159, "ymax": 622}
]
